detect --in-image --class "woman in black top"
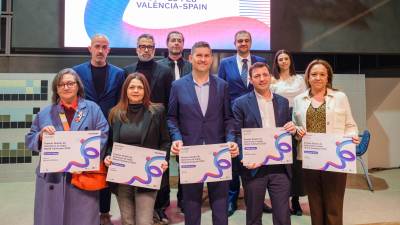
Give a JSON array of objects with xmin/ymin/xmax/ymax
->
[{"xmin": 104, "ymin": 72, "xmax": 170, "ymax": 225}]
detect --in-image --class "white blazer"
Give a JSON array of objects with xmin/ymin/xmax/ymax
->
[{"xmin": 292, "ymin": 88, "xmax": 358, "ymax": 160}]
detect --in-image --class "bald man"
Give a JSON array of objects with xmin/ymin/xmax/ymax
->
[{"xmin": 73, "ymin": 34, "xmax": 125, "ymax": 225}]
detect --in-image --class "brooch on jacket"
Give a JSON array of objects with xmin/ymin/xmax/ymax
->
[{"xmin": 75, "ymin": 111, "xmax": 84, "ymax": 123}]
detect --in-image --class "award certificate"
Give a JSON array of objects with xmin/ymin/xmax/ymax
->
[
  {"xmin": 242, "ymin": 127, "xmax": 292, "ymax": 165},
  {"xmin": 106, "ymin": 142, "xmax": 166, "ymax": 190},
  {"xmin": 40, "ymin": 131, "xmax": 101, "ymax": 173},
  {"xmin": 302, "ymin": 133, "xmax": 356, "ymax": 173},
  {"xmin": 179, "ymin": 143, "xmax": 232, "ymax": 184}
]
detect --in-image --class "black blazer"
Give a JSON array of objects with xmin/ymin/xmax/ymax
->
[
  {"xmin": 107, "ymin": 104, "xmax": 171, "ymax": 191},
  {"xmin": 157, "ymin": 57, "xmax": 192, "ymax": 79},
  {"xmin": 124, "ymin": 61, "xmax": 173, "ymax": 107}
]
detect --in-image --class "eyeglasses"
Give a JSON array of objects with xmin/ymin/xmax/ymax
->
[
  {"xmin": 138, "ymin": 45, "xmax": 155, "ymax": 51},
  {"xmin": 57, "ymin": 81, "xmax": 77, "ymax": 88}
]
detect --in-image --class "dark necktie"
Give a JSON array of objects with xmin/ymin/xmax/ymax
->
[{"xmin": 241, "ymin": 58, "xmax": 248, "ymax": 86}]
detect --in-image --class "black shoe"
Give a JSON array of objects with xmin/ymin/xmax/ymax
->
[
  {"xmin": 262, "ymin": 203, "xmax": 273, "ymax": 213},
  {"xmin": 228, "ymin": 203, "xmax": 237, "ymax": 217},
  {"xmin": 154, "ymin": 209, "xmax": 169, "ymax": 224},
  {"xmin": 291, "ymin": 199, "xmax": 303, "ymax": 216}
]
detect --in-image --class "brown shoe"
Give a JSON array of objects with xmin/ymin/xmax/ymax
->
[{"xmin": 100, "ymin": 213, "xmax": 114, "ymax": 225}]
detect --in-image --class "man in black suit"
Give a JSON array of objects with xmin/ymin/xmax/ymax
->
[
  {"xmin": 156, "ymin": 31, "xmax": 191, "ymax": 217},
  {"xmin": 157, "ymin": 31, "xmax": 192, "ymax": 79},
  {"xmin": 124, "ymin": 34, "xmax": 173, "ymax": 108},
  {"xmin": 124, "ymin": 33, "xmax": 173, "ymax": 224}
]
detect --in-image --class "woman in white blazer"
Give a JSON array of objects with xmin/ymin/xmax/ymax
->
[{"xmin": 292, "ymin": 59, "xmax": 359, "ymax": 225}]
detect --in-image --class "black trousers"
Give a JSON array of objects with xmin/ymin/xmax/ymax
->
[
  {"xmin": 100, "ymin": 187, "xmax": 111, "ymax": 213},
  {"xmin": 154, "ymin": 168, "xmax": 170, "ymax": 209}
]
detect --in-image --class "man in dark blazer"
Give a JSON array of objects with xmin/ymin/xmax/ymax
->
[
  {"xmin": 124, "ymin": 33, "xmax": 173, "ymax": 108},
  {"xmin": 157, "ymin": 31, "xmax": 192, "ymax": 79},
  {"xmin": 217, "ymin": 30, "xmax": 267, "ymax": 216},
  {"xmin": 232, "ymin": 62, "xmax": 296, "ymax": 225},
  {"xmin": 168, "ymin": 41, "xmax": 239, "ymax": 225},
  {"xmin": 73, "ymin": 34, "xmax": 125, "ymax": 225},
  {"xmin": 154, "ymin": 31, "xmax": 192, "ymax": 222},
  {"xmin": 73, "ymin": 34, "xmax": 125, "ymax": 118},
  {"xmin": 124, "ymin": 33, "xmax": 173, "ymax": 224}
]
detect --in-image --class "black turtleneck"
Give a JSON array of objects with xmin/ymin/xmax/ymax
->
[
  {"xmin": 91, "ymin": 64, "xmax": 108, "ymax": 96},
  {"xmin": 136, "ymin": 60, "xmax": 154, "ymax": 84},
  {"xmin": 119, "ymin": 104, "xmax": 145, "ymax": 145}
]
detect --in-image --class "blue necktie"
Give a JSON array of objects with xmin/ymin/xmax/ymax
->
[{"xmin": 241, "ymin": 58, "xmax": 248, "ymax": 86}]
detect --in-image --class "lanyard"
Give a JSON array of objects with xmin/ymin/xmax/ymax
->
[{"xmin": 59, "ymin": 113, "xmax": 70, "ymax": 131}]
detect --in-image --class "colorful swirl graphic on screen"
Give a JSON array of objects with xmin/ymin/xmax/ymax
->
[
  {"xmin": 261, "ymin": 132, "xmax": 292, "ymax": 165},
  {"xmin": 81, "ymin": 0, "xmax": 270, "ymax": 50},
  {"xmin": 60, "ymin": 136, "xmax": 101, "ymax": 172},
  {"xmin": 198, "ymin": 148, "xmax": 231, "ymax": 183},
  {"xmin": 320, "ymin": 139, "xmax": 355, "ymax": 171},
  {"xmin": 124, "ymin": 156, "xmax": 165, "ymax": 185}
]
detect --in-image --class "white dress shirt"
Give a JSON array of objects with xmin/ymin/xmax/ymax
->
[
  {"xmin": 254, "ymin": 90, "xmax": 276, "ymax": 128},
  {"xmin": 271, "ymin": 75, "xmax": 307, "ymax": 108}
]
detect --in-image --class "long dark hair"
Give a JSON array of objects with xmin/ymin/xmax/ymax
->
[
  {"xmin": 108, "ymin": 73, "xmax": 152, "ymax": 123},
  {"xmin": 272, "ymin": 49, "xmax": 296, "ymax": 80}
]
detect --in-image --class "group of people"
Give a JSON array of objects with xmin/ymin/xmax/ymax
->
[{"xmin": 26, "ymin": 30, "xmax": 359, "ymax": 225}]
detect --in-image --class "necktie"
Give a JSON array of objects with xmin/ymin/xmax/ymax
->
[
  {"xmin": 174, "ymin": 61, "xmax": 180, "ymax": 80},
  {"xmin": 241, "ymin": 58, "xmax": 248, "ymax": 87}
]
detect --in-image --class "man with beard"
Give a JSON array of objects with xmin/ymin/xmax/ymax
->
[
  {"xmin": 218, "ymin": 30, "xmax": 268, "ymax": 216},
  {"xmin": 124, "ymin": 34, "xmax": 173, "ymax": 224},
  {"xmin": 73, "ymin": 34, "xmax": 125, "ymax": 225},
  {"xmin": 124, "ymin": 33, "xmax": 173, "ymax": 108},
  {"xmin": 152, "ymin": 31, "xmax": 191, "ymax": 223},
  {"xmin": 158, "ymin": 31, "xmax": 192, "ymax": 80}
]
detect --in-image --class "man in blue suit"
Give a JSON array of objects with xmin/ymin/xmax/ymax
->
[
  {"xmin": 168, "ymin": 41, "xmax": 239, "ymax": 225},
  {"xmin": 217, "ymin": 30, "xmax": 267, "ymax": 216},
  {"xmin": 232, "ymin": 62, "xmax": 296, "ymax": 225},
  {"xmin": 73, "ymin": 34, "xmax": 125, "ymax": 225}
]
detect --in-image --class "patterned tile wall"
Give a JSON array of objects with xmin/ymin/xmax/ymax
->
[{"xmin": 0, "ymin": 74, "xmax": 54, "ymax": 165}]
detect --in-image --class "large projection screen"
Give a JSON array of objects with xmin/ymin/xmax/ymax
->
[{"xmin": 64, "ymin": 0, "xmax": 271, "ymax": 50}]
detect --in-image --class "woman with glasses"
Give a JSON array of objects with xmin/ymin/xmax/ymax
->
[
  {"xmin": 271, "ymin": 50, "xmax": 307, "ymax": 216},
  {"xmin": 25, "ymin": 68, "xmax": 109, "ymax": 225},
  {"xmin": 104, "ymin": 73, "xmax": 170, "ymax": 225}
]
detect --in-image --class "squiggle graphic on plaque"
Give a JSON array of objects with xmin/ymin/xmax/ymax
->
[
  {"xmin": 261, "ymin": 132, "xmax": 292, "ymax": 165},
  {"xmin": 124, "ymin": 156, "xmax": 165, "ymax": 185},
  {"xmin": 60, "ymin": 135, "xmax": 101, "ymax": 172},
  {"xmin": 320, "ymin": 139, "xmax": 355, "ymax": 171},
  {"xmin": 198, "ymin": 148, "xmax": 231, "ymax": 183}
]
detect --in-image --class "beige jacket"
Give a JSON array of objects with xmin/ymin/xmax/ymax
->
[{"xmin": 292, "ymin": 88, "xmax": 358, "ymax": 160}]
